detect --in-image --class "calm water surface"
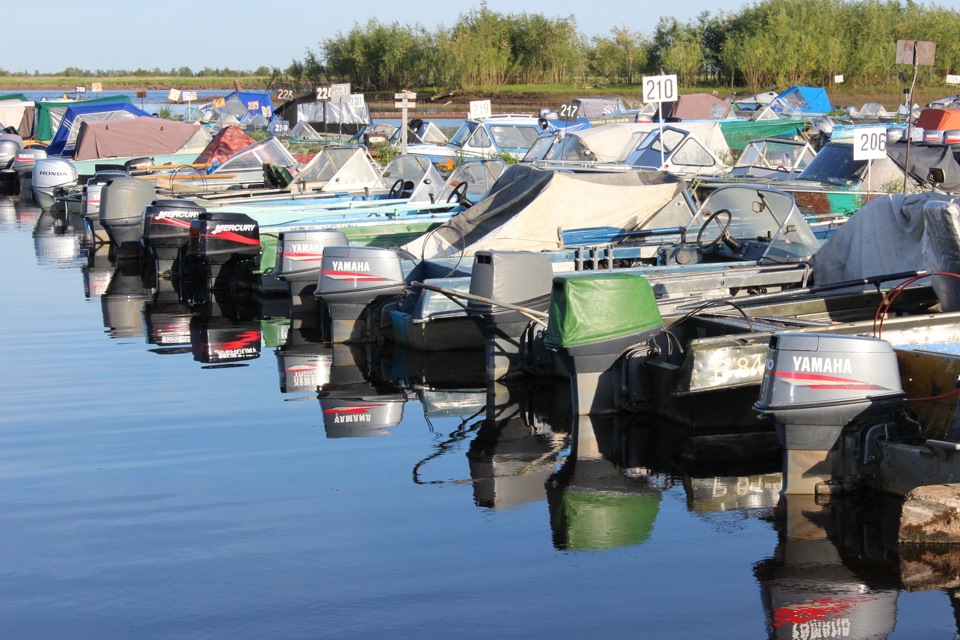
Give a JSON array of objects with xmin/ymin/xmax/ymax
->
[{"xmin": 1, "ymin": 194, "xmax": 957, "ymax": 639}]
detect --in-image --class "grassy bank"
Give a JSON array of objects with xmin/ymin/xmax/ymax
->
[{"xmin": 0, "ymin": 76, "xmax": 272, "ymax": 91}]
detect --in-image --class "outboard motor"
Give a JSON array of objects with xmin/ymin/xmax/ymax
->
[
  {"xmin": 31, "ymin": 157, "xmax": 78, "ymax": 211},
  {"xmin": 13, "ymin": 148, "xmax": 47, "ymax": 199},
  {"xmin": 141, "ymin": 199, "xmax": 207, "ymax": 277},
  {"xmin": 186, "ymin": 211, "xmax": 260, "ymax": 290},
  {"xmin": 754, "ymin": 333, "xmax": 906, "ymax": 495},
  {"xmin": 314, "ymin": 246, "xmax": 406, "ymax": 344},
  {"xmin": 0, "ymin": 135, "xmax": 23, "ymax": 194},
  {"xmin": 275, "ymin": 229, "xmax": 349, "ymax": 317},
  {"xmin": 98, "ymin": 176, "xmax": 156, "ymax": 256},
  {"xmin": 0, "ymin": 134, "xmax": 21, "ymax": 169},
  {"xmin": 83, "ymin": 170, "xmax": 127, "ymax": 217},
  {"xmin": 544, "ymin": 272, "xmax": 663, "ymax": 415},
  {"xmin": 465, "ymin": 250, "xmax": 554, "ymax": 381}
]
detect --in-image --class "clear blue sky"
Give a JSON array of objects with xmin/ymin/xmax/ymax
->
[{"xmin": 5, "ymin": 0, "xmax": 750, "ymax": 74}]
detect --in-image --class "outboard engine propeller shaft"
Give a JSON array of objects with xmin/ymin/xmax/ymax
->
[{"xmin": 754, "ymin": 333, "xmax": 906, "ymax": 495}]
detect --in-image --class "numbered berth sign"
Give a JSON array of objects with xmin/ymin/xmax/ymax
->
[
  {"xmin": 642, "ymin": 74, "xmax": 678, "ymax": 103},
  {"xmin": 557, "ymin": 102, "xmax": 579, "ymax": 122},
  {"xmin": 854, "ymin": 127, "xmax": 886, "ymax": 161},
  {"xmin": 469, "ymin": 100, "xmax": 491, "ymax": 119}
]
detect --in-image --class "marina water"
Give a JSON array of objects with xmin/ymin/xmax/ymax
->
[{"xmin": 2, "ymin": 192, "xmax": 958, "ymax": 638}]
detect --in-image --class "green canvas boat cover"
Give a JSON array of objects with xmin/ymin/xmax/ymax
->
[
  {"xmin": 545, "ymin": 272, "xmax": 661, "ymax": 347},
  {"xmin": 0, "ymin": 93, "xmax": 29, "ymax": 102}
]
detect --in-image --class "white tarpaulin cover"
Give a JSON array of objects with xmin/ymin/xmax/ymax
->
[
  {"xmin": 403, "ymin": 163, "xmax": 688, "ymax": 258},
  {"xmin": 811, "ymin": 192, "xmax": 960, "ymax": 309}
]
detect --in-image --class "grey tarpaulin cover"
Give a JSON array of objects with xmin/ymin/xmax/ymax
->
[{"xmin": 811, "ymin": 192, "xmax": 960, "ymax": 309}]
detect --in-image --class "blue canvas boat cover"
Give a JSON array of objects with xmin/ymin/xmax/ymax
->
[
  {"xmin": 47, "ymin": 101, "xmax": 149, "ymax": 156},
  {"xmin": 222, "ymin": 91, "xmax": 274, "ymax": 120},
  {"xmin": 772, "ymin": 86, "xmax": 832, "ymax": 116}
]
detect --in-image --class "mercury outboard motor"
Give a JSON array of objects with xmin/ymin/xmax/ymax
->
[
  {"xmin": 465, "ymin": 250, "xmax": 554, "ymax": 381},
  {"xmin": 141, "ymin": 199, "xmax": 207, "ymax": 277},
  {"xmin": 275, "ymin": 229, "xmax": 349, "ymax": 317},
  {"xmin": 314, "ymin": 246, "xmax": 407, "ymax": 344},
  {"xmin": 32, "ymin": 157, "xmax": 78, "ymax": 211},
  {"xmin": 99, "ymin": 176, "xmax": 156, "ymax": 256},
  {"xmin": 186, "ymin": 211, "xmax": 260, "ymax": 290},
  {"xmin": 13, "ymin": 148, "xmax": 47, "ymax": 199},
  {"xmin": 754, "ymin": 333, "xmax": 906, "ymax": 495}
]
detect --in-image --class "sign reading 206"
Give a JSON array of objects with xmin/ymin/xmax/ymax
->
[{"xmin": 642, "ymin": 74, "xmax": 679, "ymax": 103}]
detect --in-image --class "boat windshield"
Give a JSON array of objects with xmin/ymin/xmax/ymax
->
[
  {"xmin": 448, "ymin": 122, "xmax": 477, "ymax": 149},
  {"xmin": 796, "ymin": 143, "xmax": 866, "ymax": 186},
  {"xmin": 688, "ymin": 186, "xmax": 820, "ymax": 263}
]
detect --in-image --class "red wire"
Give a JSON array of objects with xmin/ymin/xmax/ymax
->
[{"xmin": 873, "ymin": 272, "xmax": 960, "ymax": 338}]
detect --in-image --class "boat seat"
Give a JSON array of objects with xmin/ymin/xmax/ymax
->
[
  {"xmin": 263, "ymin": 163, "xmax": 282, "ymax": 188},
  {"xmin": 276, "ymin": 166, "xmax": 294, "ymax": 188}
]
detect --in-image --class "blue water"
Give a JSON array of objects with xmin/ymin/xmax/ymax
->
[{"xmin": 1, "ymin": 194, "xmax": 957, "ymax": 639}]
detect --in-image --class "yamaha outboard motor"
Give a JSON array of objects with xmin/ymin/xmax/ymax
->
[
  {"xmin": 141, "ymin": 199, "xmax": 207, "ymax": 277},
  {"xmin": 276, "ymin": 327, "xmax": 332, "ymax": 394},
  {"xmin": 32, "ymin": 157, "xmax": 78, "ymax": 211},
  {"xmin": 544, "ymin": 273, "xmax": 663, "ymax": 415},
  {"xmin": 465, "ymin": 250, "xmax": 555, "ymax": 381},
  {"xmin": 754, "ymin": 333, "xmax": 906, "ymax": 495},
  {"xmin": 12, "ymin": 148, "xmax": 46, "ymax": 199},
  {"xmin": 0, "ymin": 135, "xmax": 23, "ymax": 194},
  {"xmin": 186, "ymin": 211, "xmax": 260, "ymax": 291},
  {"xmin": 275, "ymin": 229, "xmax": 348, "ymax": 317},
  {"xmin": 83, "ymin": 170, "xmax": 127, "ymax": 217},
  {"xmin": 99, "ymin": 176, "xmax": 156, "ymax": 256},
  {"xmin": 314, "ymin": 246, "xmax": 407, "ymax": 344}
]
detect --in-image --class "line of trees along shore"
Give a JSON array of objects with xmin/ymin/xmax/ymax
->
[{"xmin": 286, "ymin": 0, "xmax": 960, "ymax": 93}]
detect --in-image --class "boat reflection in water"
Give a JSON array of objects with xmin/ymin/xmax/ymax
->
[
  {"xmin": 81, "ymin": 243, "xmax": 114, "ymax": 299},
  {"xmin": 755, "ymin": 494, "xmax": 960, "ymax": 639},
  {"xmin": 32, "ymin": 211, "xmax": 80, "ymax": 266},
  {"xmin": 100, "ymin": 258, "xmax": 150, "ymax": 339}
]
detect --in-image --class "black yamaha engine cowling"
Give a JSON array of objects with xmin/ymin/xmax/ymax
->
[
  {"xmin": 186, "ymin": 212, "xmax": 260, "ymax": 290},
  {"xmin": 314, "ymin": 246, "xmax": 406, "ymax": 343},
  {"xmin": 275, "ymin": 229, "xmax": 349, "ymax": 317},
  {"xmin": 465, "ymin": 250, "xmax": 554, "ymax": 381},
  {"xmin": 99, "ymin": 176, "xmax": 156, "ymax": 256},
  {"xmin": 12, "ymin": 148, "xmax": 46, "ymax": 198},
  {"xmin": 754, "ymin": 333, "xmax": 906, "ymax": 495},
  {"xmin": 141, "ymin": 199, "xmax": 207, "ymax": 276}
]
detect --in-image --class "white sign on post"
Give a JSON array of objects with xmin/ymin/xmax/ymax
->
[
  {"xmin": 834, "ymin": 74, "xmax": 844, "ymax": 84},
  {"xmin": 469, "ymin": 99, "xmax": 492, "ymax": 120},
  {"xmin": 395, "ymin": 92, "xmax": 417, "ymax": 154},
  {"xmin": 246, "ymin": 100, "xmax": 259, "ymax": 111},
  {"xmin": 348, "ymin": 94, "xmax": 365, "ymax": 108},
  {"xmin": 168, "ymin": 88, "xmax": 181, "ymax": 102},
  {"xmin": 331, "ymin": 83, "xmax": 351, "ymax": 103},
  {"xmin": 75, "ymin": 85, "xmax": 86, "ymax": 94},
  {"xmin": 642, "ymin": 74, "xmax": 678, "ymax": 169},
  {"xmin": 642, "ymin": 74, "xmax": 678, "ymax": 104},
  {"xmin": 91, "ymin": 82, "xmax": 102, "ymax": 93},
  {"xmin": 261, "ymin": 105, "xmax": 272, "ymax": 118},
  {"xmin": 182, "ymin": 91, "xmax": 198, "ymax": 102},
  {"xmin": 854, "ymin": 127, "xmax": 887, "ymax": 160},
  {"xmin": 947, "ymin": 74, "xmax": 960, "ymax": 86}
]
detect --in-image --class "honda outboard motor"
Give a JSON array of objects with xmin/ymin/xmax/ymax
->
[
  {"xmin": 465, "ymin": 250, "xmax": 554, "ymax": 381},
  {"xmin": 12, "ymin": 148, "xmax": 46, "ymax": 199},
  {"xmin": 99, "ymin": 176, "xmax": 156, "ymax": 256},
  {"xmin": 186, "ymin": 211, "xmax": 260, "ymax": 290},
  {"xmin": 275, "ymin": 229, "xmax": 349, "ymax": 317},
  {"xmin": 754, "ymin": 333, "xmax": 906, "ymax": 495},
  {"xmin": 141, "ymin": 199, "xmax": 207, "ymax": 277},
  {"xmin": 314, "ymin": 246, "xmax": 406, "ymax": 344},
  {"xmin": 544, "ymin": 273, "xmax": 663, "ymax": 415},
  {"xmin": 32, "ymin": 157, "xmax": 78, "ymax": 211}
]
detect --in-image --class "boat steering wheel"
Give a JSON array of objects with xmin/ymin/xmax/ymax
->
[
  {"xmin": 388, "ymin": 178, "xmax": 405, "ymax": 199},
  {"xmin": 695, "ymin": 209, "xmax": 740, "ymax": 251},
  {"xmin": 446, "ymin": 181, "xmax": 472, "ymax": 207}
]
